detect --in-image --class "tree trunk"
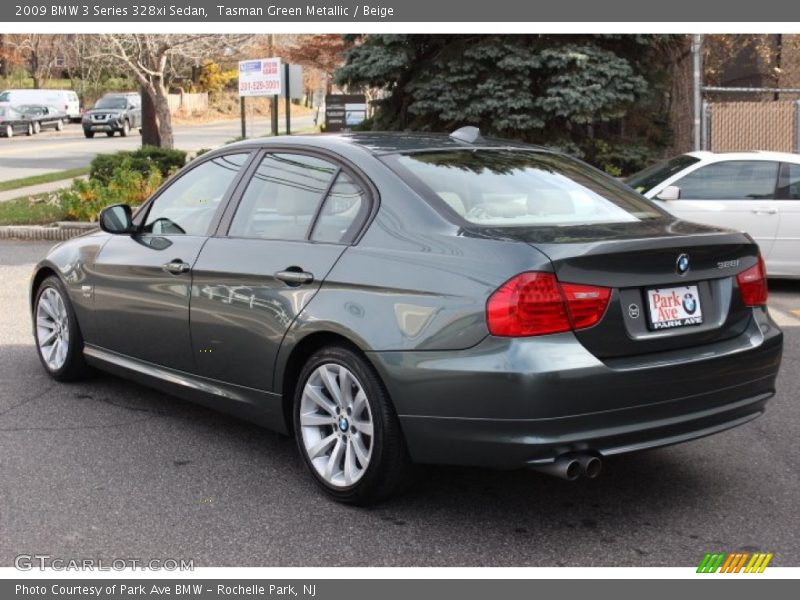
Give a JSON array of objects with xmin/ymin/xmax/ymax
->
[
  {"xmin": 154, "ymin": 81, "xmax": 174, "ymax": 149},
  {"xmin": 0, "ymin": 35, "xmax": 8, "ymax": 77},
  {"xmin": 140, "ymin": 84, "xmax": 161, "ymax": 147}
]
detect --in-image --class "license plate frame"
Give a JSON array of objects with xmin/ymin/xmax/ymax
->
[{"xmin": 646, "ymin": 284, "xmax": 703, "ymax": 331}]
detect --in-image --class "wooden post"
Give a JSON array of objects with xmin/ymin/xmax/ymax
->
[
  {"xmin": 240, "ymin": 96, "xmax": 246, "ymax": 139},
  {"xmin": 284, "ymin": 63, "xmax": 291, "ymax": 135}
]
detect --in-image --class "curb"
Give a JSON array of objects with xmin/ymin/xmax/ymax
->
[{"xmin": 0, "ymin": 222, "xmax": 98, "ymax": 241}]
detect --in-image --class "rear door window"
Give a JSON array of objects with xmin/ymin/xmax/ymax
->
[
  {"xmin": 229, "ymin": 153, "xmax": 338, "ymax": 241},
  {"xmin": 778, "ymin": 163, "xmax": 800, "ymax": 200},
  {"xmin": 310, "ymin": 172, "xmax": 368, "ymax": 243},
  {"xmin": 673, "ymin": 160, "xmax": 779, "ymax": 200}
]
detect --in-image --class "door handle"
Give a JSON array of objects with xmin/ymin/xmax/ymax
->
[
  {"xmin": 751, "ymin": 208, "xmax": 778, "ymax": 215},
  {"xmin": 275, "ymin": 269, "xmax": 314, "ymax": 285},
  {"xmin": 162, "ymin": 259, "xmax": 191, "ymax": 275}
]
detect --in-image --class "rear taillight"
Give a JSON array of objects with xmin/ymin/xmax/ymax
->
[
  {"xmin": 487, "ymin": 272, "xmax": 610, "ymax": 337},
  {"xmin": 737, "ymin": 256, "xmax": 768, "ymax": 307}
]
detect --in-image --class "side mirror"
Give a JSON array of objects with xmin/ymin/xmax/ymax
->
[
  {"xmin": 656, "ymin": 185, "xmax": 681, "ymax": 201},
  {"xmin": 99, "ymin": 204, "xmax": 134, "ymax": 234}
]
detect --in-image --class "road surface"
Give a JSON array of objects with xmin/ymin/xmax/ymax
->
[
  {"xmin": 1, "ymin": 240, "xmax": 799, "ymax": 567},
  {"xmin": 0, "ymin": 115, "xmax": 316, "ymax": 182}
]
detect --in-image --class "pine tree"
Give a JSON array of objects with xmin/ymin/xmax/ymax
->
[{"xmin": 335, "ymin": 34, "xmax": 678, "ymax": 173}]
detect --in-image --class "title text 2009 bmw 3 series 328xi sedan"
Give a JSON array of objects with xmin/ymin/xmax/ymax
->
[{"xmin": 30, "ymin": 128, "xmax": 783, "ymax": 504}]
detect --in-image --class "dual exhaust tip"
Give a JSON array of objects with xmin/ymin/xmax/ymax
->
[{"xmin": 530, "ymin": 453, "xmax": 602, "ymax": 481}]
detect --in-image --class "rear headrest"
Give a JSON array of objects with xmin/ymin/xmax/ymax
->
[
  {"xmin": 437, "ymin": 192, "xmax": 466, "ymax": 215},
  {"xmin": 527, "ymin": 189, "xmax": 575, "ymax": 215}
]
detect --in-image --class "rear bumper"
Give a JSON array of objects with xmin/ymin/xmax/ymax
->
[{"xmin": 368, "ymin": 309, "xmax": 782, "ymax": 468}]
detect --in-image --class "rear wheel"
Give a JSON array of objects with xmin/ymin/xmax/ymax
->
[
  {"xmin": 294, "ymin": 345, "xmax": 414, "ymax": 504},
  {"xmin": 34, "ymin": 276, "xmax": 89, "ymax": 381},
  {"xmin": 106, "ymin": 131, "xmax": 115, "ymax": 137}
]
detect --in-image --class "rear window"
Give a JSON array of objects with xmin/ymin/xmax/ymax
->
[
  {"xmin": 625, "ymin": 154, "xmax": 701, "ymax": 194},
  {"xmin": 387, "ymin": 150, "xmax": 662, "ymax": 227}
]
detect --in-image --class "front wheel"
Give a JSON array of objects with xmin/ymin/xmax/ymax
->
[
  {"xmin": 33, "ymin": 121, "xmax": 41, "ymax": 134},
  {"xmin": 120, "ymin": 120, "xmax": 130, "ymax": 137},
  {"xmin": 26, "ymin": 123, "xmax": 33, "ymax": 136},
  {"xmin": 34, "ymin": 276, "xmax": 89, "ymax": 381},
  {"xmin": 83, "ymin": 130, "xmax": 94, "ymax": 138},
  {"xmin": 5, "ymin": 124, "xmax": 14, "ymax": 138},
  {"xmin": 293, "ymin": 345, "xmax": 413, "ymax": 504},
  {"xmin": 55, "ymin": 119, "xmax": 63, "ymax": 132}
]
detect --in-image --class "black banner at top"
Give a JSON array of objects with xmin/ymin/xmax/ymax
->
[{"xmin": 3, "ymin": 0, "xmax": 800, "ymax": 22}]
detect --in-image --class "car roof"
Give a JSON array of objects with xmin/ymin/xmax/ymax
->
[
  {"xmin": 685, "ymin": 150, "xmax": 800, "ymax": 162},
  {"xmin": 223, "ymin": 131, "xmax": 549, "ymax": 156}
]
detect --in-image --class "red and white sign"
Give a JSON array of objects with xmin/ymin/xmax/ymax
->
[
  {"xmin": 647, "ymin": 285, "xmax": 703, "ymax": 330},
  {"xmin": 238, "ymin": 58, "xmax": 282, "ymax": 97}
]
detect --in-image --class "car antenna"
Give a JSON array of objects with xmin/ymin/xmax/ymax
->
[{"xmin": 449, "ymin": 126, "xmax": 482, "ymax": 144}]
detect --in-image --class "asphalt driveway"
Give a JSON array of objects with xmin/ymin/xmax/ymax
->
[{"xmin": 1, "ymin": 240, "xmax": 799, "ymax": 567}]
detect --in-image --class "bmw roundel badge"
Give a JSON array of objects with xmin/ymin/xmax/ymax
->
[
  {"xmin": 682, "ymin": 292, "xmax": 697, "ymax": 314},
  {"xmin": 676, "ymin": 253, "xmax": 690, "ymax": 275}
]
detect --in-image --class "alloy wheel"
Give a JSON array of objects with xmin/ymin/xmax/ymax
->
[
  {"xmin": 299, "ymin": 363, "xmax": 374, "ymax": 488},
  {"xmin": 35, "ymin": 287, "xmax": 70, "ymax": 371}
]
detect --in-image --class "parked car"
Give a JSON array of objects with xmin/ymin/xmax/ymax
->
[
  {"xmin": 16, "ymin": 104, "xmax": 67, "ymax": 133},
  {"xmin": 0, "ymin": 105, "xmax": 34, "ymax": 137},
  {"xmin": 30, "ymin": 131, "xmax": 783, "ymax": 504},
  {"xmin": 0, "ymin": 89, "xmax": 80, "ymax": 121},
  {"xmin": 627, "ymin": 151, "xmax": 800, "ymax": 278},
  {"xmin": 81, "ymin": 93, "xmax": 142, "ymax": 138}
]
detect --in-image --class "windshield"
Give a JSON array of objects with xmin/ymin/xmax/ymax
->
[
  {"xmin": 95, "ymin": 96, "xmax": 127, "ymax": 109},
  {"xmin": 387, "ymin": 150, "xmax": 663, "ymax": 228},
  {"xmin": 625, "ymin": 154, "xmax": 701, "ymax": 194}
]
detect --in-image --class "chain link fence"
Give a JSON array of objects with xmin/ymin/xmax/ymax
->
[{"xmin": 702, "ymin": 97, "xmax": 800, "ymax": 153}]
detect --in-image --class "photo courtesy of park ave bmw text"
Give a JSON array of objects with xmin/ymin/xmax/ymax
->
[{"xmin": 0, "ymin": 0, "xmax": 799, "ymax": 597}]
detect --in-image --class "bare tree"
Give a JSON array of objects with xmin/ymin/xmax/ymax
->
[
  {"xmin": 94, "ymin": 34, "xmax": 252, "ymax": 148},
  {"xmin": 8, "ymin": 34, "xmax": 63, "ymax": 88},
  {"xmin": 60, "ymin": 34, "xmax": 117, "ymax": 105}
]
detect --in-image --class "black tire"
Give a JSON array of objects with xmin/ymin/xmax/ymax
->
[
  {"xmin": 106, "ymin": 131, "xmax": 115, "ymax": 137},
  {"xmin": 293, "ymin": 344, "xmax": 414, "ymax": 505},
  {"xmin": 120, "ymin": 120, "xmax": 130, "ymax": 137},
  {"xmin": 26, "ymin": 123, "xmax": 33, "ymax": 136},
  {"xmin": 83, "ymin": 130, "xmax": 94, "ymax": 138},
  {"xmin": 33, "ymin": 276, "xmax": 90, "ymax": 382}
]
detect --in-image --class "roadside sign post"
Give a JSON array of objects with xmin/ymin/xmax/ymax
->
[
  {"xmin": 240, "ymin": 96, "xmax": 246, "ymax": 139},
  {"xmin": 238, "ymin": 57, "xmax": 282, "ymax": 138},
  {"xmin": 284, "ymin": 62, "xmax": 291, "ymax": 135},
  {"xmin": 271, "ymin": 96, "xmax": 278, "ymax": 136}
]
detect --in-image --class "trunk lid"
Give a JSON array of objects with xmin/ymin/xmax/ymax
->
[{"xmin": 468, "ymin": 218, "xmax": 759, "ymax": 358}]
